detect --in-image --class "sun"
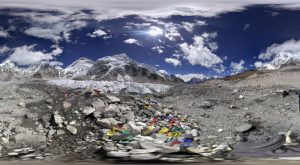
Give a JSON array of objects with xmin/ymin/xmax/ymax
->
[{"xmin": 148, "ymin": 26, "xmax": 163, "ymax": 36}]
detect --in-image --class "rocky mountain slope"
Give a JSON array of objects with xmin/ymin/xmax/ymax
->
[{"xmin": 0, "ymin": 54, "xmax": 184, "ymax": 84}]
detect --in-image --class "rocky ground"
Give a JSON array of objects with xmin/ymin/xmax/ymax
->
[{"xmin": 0, "ymin": 79, "xmax": 300, "ymax": 163}]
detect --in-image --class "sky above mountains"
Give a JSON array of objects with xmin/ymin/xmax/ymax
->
[{"xmin": 0, "ymin": 0, "xmax": 300, "ymax": 80}]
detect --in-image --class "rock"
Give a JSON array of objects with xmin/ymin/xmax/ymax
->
[
  {"xmin": 0, "ymin": 137, "xmax": 9, "ymax": 144},
  {"xmin": 103, "ymin": 143, "xmax": 118, "ymax": 152},
  {"xmin": 130, "ymin": 153, "xmax": 161, "ymax": 160},
  {"xmin": 54, "ymin": 114, "xmax": 63, "ymax": 124},
  {"xmin": 233, "ymin": 89, "xmax": 239, "ymax": 93},
  {"xmin": 239, "ymin": 95, "xmax": 244, "ymax": 99},
  {"xmin": 235, "ymin": 123, "xmax": 253, "ymax": 133},
  {"xmin": 15, "ymin": 131, "xmax": 46, "ymax": 145},
  {"xmin": 139, "ymin": 141, "xmax": 180, "ymax": 154},
  {"xmin": 200, "ymin": 101, "xmax": 212, "ymax": 109},
  {"xmin": 217, "ymin": 129, "xmax": 223, "ymax": 133},
  {"xmin": 124, "ymin": 111, "xmax": 135, "ymax": 122},
  {"xmin": 69, "ymin": 120, "xmax": 76, "ymax": 125},
  {"xmin": 82, "ymin": 106, "xmax": 95, "ymax": 116},
  {"xmin": 66, "ymin": 125, "xmax": 77, "ymax": 135},
  {"xmin": 107, "ymin": 151, "xmax": 129, "ymax": 158},
  {"xmin": 63, "ymin": 101, "xmax": 71, "ymax": 109},
  {"xmin": 103, "ymin": 104, "xmax": 120, "ymax": 118},
  {"xmin": 191, "ymin": 129, "xmax": 198, "ymax": 137},
  {"xmin": 46, "ymin": 98, "xmax": 54, "ymax": 104},
  {"xmin": 229, "ymin": 105, "xmax": 238, "ymax": 109},
  {"xmin": 93, "ymin": 111, "xmax": 102, "ymax": 118},
  {"xmin": 57, "ymin": 129, "xmax": 65, "ymax": 135},
  {"xmin": 130, "ymin": 148, "xmax": 158, "ymax": 154},
  {"xmin": 18, "ymin": 102, "xmax": 26, "ymax": 108},
  {"xmin": 98, "ymin": 118, "xmax": 119, "ymax": 128},
  {"xmin": 91, "ymin": 100, "xmax": 106, "ymax": 110},
  {"xmin": 106, "ymin": 95, "xmax": 121, "ymax": 103},
  {"xmin": 127, "ymin": 121, "xmax": 141, "ymax": 135},
  {"xmin": 48, "ymin": 129, "xmax": 56, "ymax": 137}
]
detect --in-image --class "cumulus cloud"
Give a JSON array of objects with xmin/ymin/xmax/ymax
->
[
  {"xmin": 230, "ymin": 60, "xmax": 245, "ymax": 74},
  {"xmin": 124, "ymin": 38, "xmax": 142, "ymax": 46},
  {"xmin": 151, "ymin": 46, "xmax": 164, "ymax": 54},
  {"xmin": 175, "ymin": 73, "xmax": 207, "ymax": 82},
  {"xmin": 179, "ymin": 33, "xmax": 222, "ymax": 68},
  {"xmin": 258, "ymin": 39, "xmax": 300, "ymax": 60},
  {"xmin": 15, "ymin": 11, "xmax": 88, "ymax": 43},
  {"xmin": 165, "ymin": 58, "xmax": 182, "ymax": 67},
  {"xmin": 158, "ymin": 69, "xmax": 168, "ymax": 75},
  {"xmin": 87, "ymin": 29, "xmax": 111, "ymax": 39},
  {"xmin": 7, "ymin": 45, "xmax": 63, "ymax": 65},
  {"xmin": 0, "ymin": 45, "xmax": 10, "ymax": 55},
  {"xmin": 0, "ymin": 30, "xmax": 9, "ymax": 38}
]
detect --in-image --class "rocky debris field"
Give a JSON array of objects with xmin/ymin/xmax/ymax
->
[
  {"xmin": 0, "ymin": 80, "xmax": 300, "ymax": 163},
  {"xmin": 0, "ymin": 80, "xmax": 234, "ymax": 163}
]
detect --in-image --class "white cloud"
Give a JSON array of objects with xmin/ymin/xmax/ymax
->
[
  {"xmin": 179, "ymin": 33, "xmax": 222, "ymax": 68},
  {"xmin": 181, "ymin": 22, "xmax": 194, "ymax": 32},
  {"xmin": 151, "ymin": 46, "xmax": 164, "ymax": 54},
  {"xmin": 165, "ymin": 58, "xmax": 182, "ymax": 67},
  {"xmin": 0, "ymin": 0, "xmax": 298, "ymax": 20},
  {"xmin": 158, "ymin": 69, "xmax": 168, "ymax": 75},
  {"xmin": 87, "ymin": 29, "xmax": 111, "ymax": 39},
  {"xmin": 25, "ymin": 27, "xmax": 63, "ymax": 43},
  {"xmin": 7, "ymin": 45, "xmax": 63, "ymax": 65},
  {"xmin": 0, "ymin": 45, "xmax": 10, "ymax": 55},
  {"xmin": 175, "ymin": 73, "xmax": 207, "ymax": 82},
  {"xmin": 181, "ymin": 21, "xmax": 206, "ymax": 32},
  {"xmin": 243, "ymin": 24, "xmax": 250, "ymax": 31},
  {"xmin": 15, "ymin": 11, "xmax": 88, "ymax": 43},
  {"xmin": 124, "ymin": 38, "xmax": 142, "ymax": 46},
  {"xmin": 254, "ymin": 61, "xmax": 263, "ymax": 68},
  {"xmin": 164, "ymin": 23, "xmax": 182, "ymax": 41},
  {"xmin": 258, "ymin": 39, "xmax": 300, "ymax": 60},
  {"xmin": 230, "ymin": 60, "xmax": 245, "ymax": 74},
  {"xmin": 0, "ymin": 27, "xmax": 10, "ymax": 38}
]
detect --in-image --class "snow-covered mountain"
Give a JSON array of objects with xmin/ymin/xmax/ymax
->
[
  {"xmin": 0, "ymin": 60, "xmax": 19, "ymax": 72},
  {"xmin": 64, "ymin": 57, "xmax": 94, "ymax": 79},
  {"xmin": 86, "ymin": 54, "xmax": 183, "ymax": 83},
  {"xmin": 260, "ymin": 52, "xmax": 300, "ymax": 70},
  {"xmin": 0, "ymin": 54, "xmax": 184, "ymax": 84}
]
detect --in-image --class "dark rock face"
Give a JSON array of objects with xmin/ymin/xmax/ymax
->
[
  {"xmin": 87, "ymin": 54, "xmax": 184, "ymax": 84},
  {"xmin": 187, "ymin": 77, "xmax": 207, "ymax": 84},
  {"xmin": 32, "ymin": 64, "xmax": 60, "ymax": 79}
]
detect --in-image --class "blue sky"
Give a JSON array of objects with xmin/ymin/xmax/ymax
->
[{"xmin": 0, "ymin": 1, "xmax": 300, "ymax": 81}]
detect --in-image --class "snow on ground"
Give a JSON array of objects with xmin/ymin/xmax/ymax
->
[{"xmin": 47, "ymin": 79, "xmax": 172, "ymax": 94}]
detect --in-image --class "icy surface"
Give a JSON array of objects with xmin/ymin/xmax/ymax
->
[{"xmin": 47, "ymin": 79, "xmax": 171, "ymax": 94}]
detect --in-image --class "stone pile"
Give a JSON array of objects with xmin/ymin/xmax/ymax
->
[{"xmin": 79, "ymin": 93, "xmax": 233, "ymax": 162}]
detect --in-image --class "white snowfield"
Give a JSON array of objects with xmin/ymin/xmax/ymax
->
[{"xmin": 47, "ymin": 79, "xmax": 172, "ymax": 94}]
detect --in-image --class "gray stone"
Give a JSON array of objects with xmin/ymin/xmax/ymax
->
[
  {"xmin": 15, "ymin": 131, "xmax": 46, "ymax": 145},
  {"xmin": 91, "ymin": 100, "xmax": 106, "ymax": 110},
  {"xmin": 98, "ymin": 118, "xmax": 119, "ymax": 128},
  {"xmin": 63, "ymin": 101, "xmax": 71, "ymax": 109},
  {"xmin": 66, "ymin": 125, "xmax": 77, "ymax": 135},
  {"xmin": 93, "ymin": 111, "xmax": 102, "ymax": 118},
  {"xmin": 130, "ymin": 153, "xmax": 161, "ymax": 160},
  {"xmin": 82, "ymin": 106, "xmax": 95, "ymax": 116},
  {"xmin": 54, "ymin": 114, "xmax": 63, "ymax": 124},
  {"xmin": 235, "ymin": 123, "xmax": 253, "ymax": 133},
  {"xmin": 106, "ymin": 95, "xmax": 121, "ymax": 103},
  {"xmin": 200, "ymin": 101, "xmax": 212, "ymax": 109},
  {"xmin": 103, "ymin": 104, "xmax": 120, "ymax": 118},
  {"xmin": 127, "ymin": 121, "xmax": 141, "ymax": 135},
  {"xmin": 57, "ymin": 129, "xmax": 65, "ymax": 135},
  {"xmin": 107, "ymin": 151, "xmax": 129, "ymax": 158}
]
